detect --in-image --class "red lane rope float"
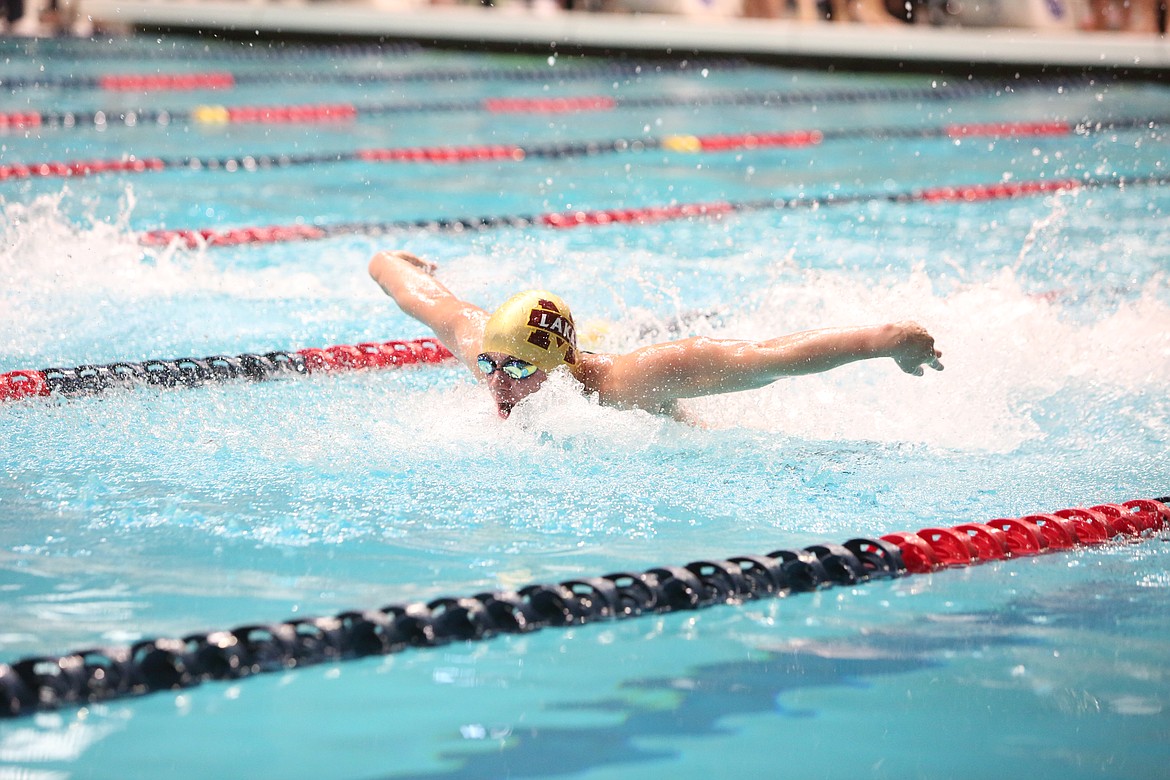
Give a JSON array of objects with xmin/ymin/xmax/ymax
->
[
  {"xmin": 541, "ymin": 200, "xmax": 739, "ymax": 228},
  {"xmin": 0, "ymin": 496, "xmax": 1164, "ymax": 718},
  {"xmin": 687, "ymin": 130, "xmax": 824, "ymax": 151},
  {"xmin": 0, "ymin": 337, "xmax": 454, "ymax": 404},
  {"xmin": 0, "ymin": 79, "xmax": 1101, "ymax": 132},
  {"xmin": 5, "ymin": 115, "xmax": 1161, "ymax": 184},
  {"xmin": 97, "ymin": 73, "xmax": 236, "ymax": 91},
  {"xmin": 355, "ymin": 144, "xmax": 527, "ymax": 164},
  {"xmin": 880, "ymin": 499, "xmax": 1169, "ymax": 574},
  {"xmin": 0, "ymin": 112, "xmax": 43, "ymax": 130},
  {"xmin": 137, "ymin": 172, "xmax": 1170, "ymax": 249},
  {"xmin": 482, "ymin": 96, "xmax": 619, "ymax": 113},
  {"xmin": 222, "ymin": 103, "xmax": 359, "ymax": 124},
  {"xmin": 0, "ymin": 370, "xmax": 48, "ymax": 403},
  {"xmin": 913, "ymin": 179, "xmax": 1078, "ymax": 203},
  {"xmin": 140, "ymin": 224, "xmax": 330, "ymax": 248},
  {"xmin": 945, "ymin": 120, "xmax": 1074, "ymax": 138},
  {"xmin": 0, "ymin": 158, "xmax": 168, "ymax": 180}
]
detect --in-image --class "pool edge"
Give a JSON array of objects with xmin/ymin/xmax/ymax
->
[{"xmin": 80, "ymin": 1, "xmax": 1170, "ymax": 79}]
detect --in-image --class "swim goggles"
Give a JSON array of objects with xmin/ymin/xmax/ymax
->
[{"xmin": 476, "ymin": 354, "xmax": 538, "ymax": 380}]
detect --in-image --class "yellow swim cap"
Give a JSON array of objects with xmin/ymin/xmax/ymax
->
[{"xmin": 482, "ymin": 290, "xmax": 578, "ymax": 373}]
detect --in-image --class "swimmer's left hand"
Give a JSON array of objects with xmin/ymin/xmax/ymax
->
[
  {"xmin": 376, "ymin": 250, "xmax": 437, "ymax": 275},
  {"xmin": 890, "ymin": 322, "xmax": 943, "ymax": 376}
]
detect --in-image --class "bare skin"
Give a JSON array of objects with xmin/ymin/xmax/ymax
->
[
  {"xmin": 1084, "ymin": 0, "xmax": 1163, "ymax": 32},
  {"xmin": 369, "ymin": 250, "xmax": 943, "ymax": 419},
  {"xmin": 791, "ymin": 0, "xmax": 899, "ymax": 22}
]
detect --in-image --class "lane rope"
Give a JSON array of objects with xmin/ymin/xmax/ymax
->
[
  {"xmin": 3, "ymin": 116, "xmax": 1162, "ymax": 183},
  {"xmin": 1, "ymin": 496, "xmax": 1164, "ymax": 719},
  {"xmin": 0, "ymin": 337, "xmax": 455, "ymax": 404},
  {"xmin": 133, "ymin": 173, "xmax": 1170, "ymax": 249},
  {"xmin": 0, "ymin": 78, "xmax": 1097, "ymax": 132},
  {"xmin": 0, "ymin": 59, "xmax": 744, "ymax": 92}
]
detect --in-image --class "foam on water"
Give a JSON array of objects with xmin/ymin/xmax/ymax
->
[
  {"xmin": 4, "ymin": 189, "xmax": 1168, "ymax": 463},
  {"xmin": 0, "ymin": 191, "xmax": 360, "ymax": 364},
  {"xmin": 683, "ymin": 265, "xmax": 1170, "ymax": 452}
]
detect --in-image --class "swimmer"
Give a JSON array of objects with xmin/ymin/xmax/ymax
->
[{"xmin": 369, "ymin": 250, "xmax": 943, "ymax": 420}]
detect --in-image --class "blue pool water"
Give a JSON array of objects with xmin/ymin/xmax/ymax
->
[{"xmin": 1, "ymin": 35, "xmax": 1169, "ymax": 778}]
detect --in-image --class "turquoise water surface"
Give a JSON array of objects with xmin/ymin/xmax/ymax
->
[{"xmin": 1, "ymin": 36, "xmax": 1168, "ymax": 779}]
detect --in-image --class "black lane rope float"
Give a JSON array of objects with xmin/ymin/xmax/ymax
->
[
  {"xmin": 3, "ymin": 116, "xmax": 1163, "ymax": 184},
  {"xmin": 133, "ymin": 173, "xmax": 1170, "ymax": 249},
  {"xmin": 0, "ymin": 337, "xmax": 455, "ymax": 405},
  {"xmin": 0, "ymin": 77, "xmax": 1100, "ymax": 132},
  {"xmin": 0, "ymin": 58, "xmax": 744, "ymax": 92},
  {"xmin": 2, "ymin": 497, "xmax": 1165, "ymax": 719}
]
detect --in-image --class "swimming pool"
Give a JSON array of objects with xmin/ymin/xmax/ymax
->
[{"xmin": 1, "ymin": 34, "xmax": 1169, "ymax": 778}]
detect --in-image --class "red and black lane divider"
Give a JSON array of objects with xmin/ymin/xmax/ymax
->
[
  {"xmin": 136, "ymin": 172, "xmax": 1170, "ymax": 249},
  {"xmin": 0, "ymin": 131, "xmax": 813, "ymax": 182},
  {"xmin": 1, "ymin": 496, "xmax": 1164, "ymax": 719},
  {"xmin": 0, "ymin": 78, "xmax": 1093, "ymax": 132},
  {"xmin": 0, "ymin": 338, "xmax": 454, "ymax": 405},
  {"xmin": 4, "ymin": 116, "xmax": 1163, "ymax": 183},
  {"xmin": 0, "ymin": 59, "xmax": 743, "ymax": 92}
]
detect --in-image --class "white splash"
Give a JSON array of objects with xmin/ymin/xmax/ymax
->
[
  {"xmin": 630, "ymin": 265, "xmax": 1168, "ymax": 453},
  {"xmin": 0, "ymin": 190, "xmax": 344, "ymax": 361},
  {"xmin": 4, "ymin": 190, "xmax": 1167, "ymax": 457}
]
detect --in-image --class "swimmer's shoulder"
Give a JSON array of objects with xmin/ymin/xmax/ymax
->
[
  {"xmin": 574, "ymin": 350, "xmax": 611, "ymax": 394},
  {"xmin": 574, "ymin": 351, "xmax": 677, "ymax": 417}
]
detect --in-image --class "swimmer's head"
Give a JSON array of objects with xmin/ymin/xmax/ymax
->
[
  {"xmin": 480, "ymin": 290, "xmax": 578, "ymax": 418},
  {"xmin": 482, "ymin": 290, "xmax": 578, "ymax": 373}
]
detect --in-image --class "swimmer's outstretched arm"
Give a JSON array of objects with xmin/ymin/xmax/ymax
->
[
  {"xmin": 368, "ymin": 250, "xmax": 487, "ymax": 367},
  {"xmin": 595, "ymin": 322, "xmax": 942, "ymax": 408}
]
